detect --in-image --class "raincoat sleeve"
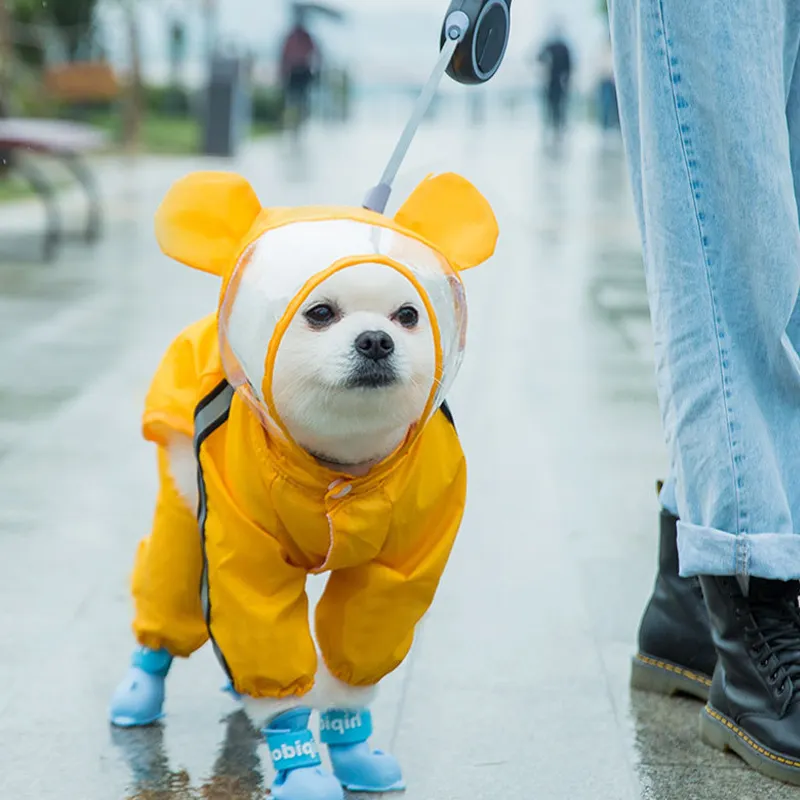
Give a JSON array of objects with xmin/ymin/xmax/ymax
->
[
  {"xmin": 142, "ymin": 314, "xmax": 220, "ymax": 445},
  {"xmin": 315, "ymin": 424, "xmax": 467, "ymax": 687}
]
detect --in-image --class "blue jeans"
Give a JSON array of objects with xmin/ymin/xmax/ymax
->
[{"xmin": 609, "ymin": 0, "xmax": 800, "ymax": 580}]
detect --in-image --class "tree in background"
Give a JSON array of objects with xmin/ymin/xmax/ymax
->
[
  {"xmin": 168, "ymin": 17, "xmax": 187, "ymax": 89},
  {"xmin": 0, "ymin": 0, "xmax": 13, "ymax": 95},
  {"xmin": 0, "ymin": 0, "xmax": 11, "ymax": 175},
  {"xmin": 47, "ymin": 0, "xmax": 98, "ymax": 61},
  {"xmin": 10, "ymin": 0, "xmax": 99, "ymax": 64},
  {"xmin": 117, "ymin": 0, "xmax": 143, "ymax": 151}
]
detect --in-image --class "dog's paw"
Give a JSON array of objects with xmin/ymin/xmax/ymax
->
[{"xmin": 307, "ymin": 659, "xmax": 377, "ymax": 711}]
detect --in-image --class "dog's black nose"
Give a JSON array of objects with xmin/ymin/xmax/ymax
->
[{"xmin": 355, "ymin": 330, "xmax": 395, "ymax": 361}]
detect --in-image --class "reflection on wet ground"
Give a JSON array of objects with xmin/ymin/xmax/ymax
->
[
  {"xmin": 113, "ymin": 712, "xmax": 264, "ymax": 800},
  {"xmin": 0, "ymin": 114, "xmax": 796, "ymax": 799}
]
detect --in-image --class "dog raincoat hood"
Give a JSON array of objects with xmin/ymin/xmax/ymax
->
[{"xmin": 153, "ymin": 170, "xmax": 499, "ymax": 459}]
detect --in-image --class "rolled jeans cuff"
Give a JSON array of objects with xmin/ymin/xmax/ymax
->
[{"xmin": 678, "ymin": 522, "xmax": 800, "ymax": 580}]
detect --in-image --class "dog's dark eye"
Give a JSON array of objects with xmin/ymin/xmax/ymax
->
[
  {"xmin": 304, "ymin": 304, "xmax": 337, "ymax": 328},
  {"xmin": 394, "ymin": 305, "xmax": 419, "ymax": 329}
]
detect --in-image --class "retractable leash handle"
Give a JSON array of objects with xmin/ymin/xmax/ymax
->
[
  {"xmin": 444, "ymin": 0, "xmax": 512, "ymax": 85},
  {"xmin": 362, "ymin": 0, "xmax": 512, "ymax": 214}
]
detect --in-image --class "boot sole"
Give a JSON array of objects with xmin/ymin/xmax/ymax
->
[
  {"xmin": 109, "ymin": 711, "xmax": 164, "ymax": 728},
  {"xmin": 340, "ymin": 779, "xmax": 406, "ymax": 793},
  {"xmin": 630, "ymin": 653, "xmax": 712, "ymax": 701},
  {"xmin": 700, "ymin": 705, "xmax": 800, "ymax": 785}
]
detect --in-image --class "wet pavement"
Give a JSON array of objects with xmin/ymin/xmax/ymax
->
[{"xmin": 0, "ymin": 111, "xmax": 795, "ymax": 799}]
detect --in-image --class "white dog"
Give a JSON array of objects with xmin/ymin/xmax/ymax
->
[{"xmin": 110, "ymin": 169, "xmax": 498, "ymax": 799}]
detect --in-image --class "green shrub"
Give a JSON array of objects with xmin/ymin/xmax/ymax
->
[{"xmin": 144, "ymin": 85, "xmax": 194, "ymax": 118}]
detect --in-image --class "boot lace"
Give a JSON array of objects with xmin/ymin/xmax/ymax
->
[{"xmin": 742, "ymin": 580, "xmax": 800, "ymax": 695}]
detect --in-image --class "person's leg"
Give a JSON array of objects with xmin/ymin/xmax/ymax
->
[
  {"xmin": 553, "ymin": 86, "xmax": 566, "ymax": 132},
  {"xmin": 598, "ymin": 82, "xmax": 611, "ymax": 130},
  {"xmin": 299, "ymin": 68, "xmax": 313, "ymax": 124},
  {"xmin": 283, "ymin": 75, "xmax": 301, "ymax": 130},
  {"xmin": 544, "ymin": 86, "xmax": 557, "ymax": 133},
  {"xmin": 657, "ymin": 473, "xmax": 678, "ymax": 518},
  {"xmin": 608, "ymin": 81, "xmax": 620, "ymax": 130},
  {"xmin": 609, "ymin": 4, "xmax": 716, "ymax": 699},
  {"xmin": 610, "ymin": 0, "xmax": 800, "ymax": 781},
  {"xmin": 784, "ymin": 6, "xmax": 800, "ymax": 386},
  {"xmin": 631, "ymin": 473, "xmax": 716, "ymax": 699},
  {"xmin": 609, "ymin": 0, "xmax": 800, "ymax": 581}
]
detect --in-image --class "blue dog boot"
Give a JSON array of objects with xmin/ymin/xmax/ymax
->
[
  {"xmin": 320, "ymin": 709, "xmax": 405, "ymax": 793},
  {"xmin": 109, "ymin": 646, "xmax": 173, "ymax": 728},
  {"xmin": 266, "ymin": 708, "xmax": 343, "ymax": 800}
]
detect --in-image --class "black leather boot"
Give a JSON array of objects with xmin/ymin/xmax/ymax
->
[
  {"xmin": 699, "ymin": 576, "xmax": 800, "ymax": 784},
  {"xmin": 630, "ymin": 509, "xmax": 717, "ymax": 700}
]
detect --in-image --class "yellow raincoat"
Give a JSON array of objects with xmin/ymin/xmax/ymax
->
[{"xmin": 131, "ymin": 171, "xmax": 498, "ymax": 700}]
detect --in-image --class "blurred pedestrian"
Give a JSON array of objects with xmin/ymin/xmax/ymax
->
[
  {"xmin": 536, "ymin": 24, "xmax": 572, "ymax": 139},
  {"xmin": 594, "ymin": 34, "xmax": 618, "ymax": 136},
  {"xmin": 612, "ymin": 0, "xmax": 800, "ymax": 786},
  {"xmin": 279, "ymin": 7, "xmax": 320, "ymax": 130}
]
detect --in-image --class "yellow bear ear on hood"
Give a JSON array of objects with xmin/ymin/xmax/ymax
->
[
  {"xmin": 393, "ymin": 172, "xmax": 499, "ymax": 271},
  {"xmin": 154, "ymin": 171, "xmax": 263, "ymax": 277}
]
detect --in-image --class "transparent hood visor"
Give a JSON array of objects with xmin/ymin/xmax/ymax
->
[{"xmin": 218, "ymin": 218, "xmax": 467, "ymax": 445}]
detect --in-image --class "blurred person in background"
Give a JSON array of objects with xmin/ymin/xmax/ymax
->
[
  {"xmin": 279, "ymin": 7, "xmax": 320, "ymax": 130},
  {"xmin": 536, "ymin": 22, "xmax": 573, "ymax": 140},
  {"xmin": 612, "ymin": 0, "xmax": 800, "ymax": 785},
  {"xmin": 594, "ymin": 33, "xmax": 618, "ymax": 138}
]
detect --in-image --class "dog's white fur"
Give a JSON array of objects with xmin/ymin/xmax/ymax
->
[
  {"xmin": 243, "ymin": 658, "xmax": 377, "ymax": 729},
  {"xmin": 166, "ymin": 436, "xmax": 198, "ymax": 510},
  {"xmin": 272, "ymin": 262, "xmax": 436, "ymax": 466},
  {"xmin": 163, "ymin": 260, "xmax": 434, "ymax": 727}
]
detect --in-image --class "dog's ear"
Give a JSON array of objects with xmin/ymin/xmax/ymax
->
[
  {"xmin": 393, "ymin": 172, "xmax": 498, "ymax": 272},
  {"xmin": 155, "ymin": 171, "xmax": 263, "ymax": 277}
]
